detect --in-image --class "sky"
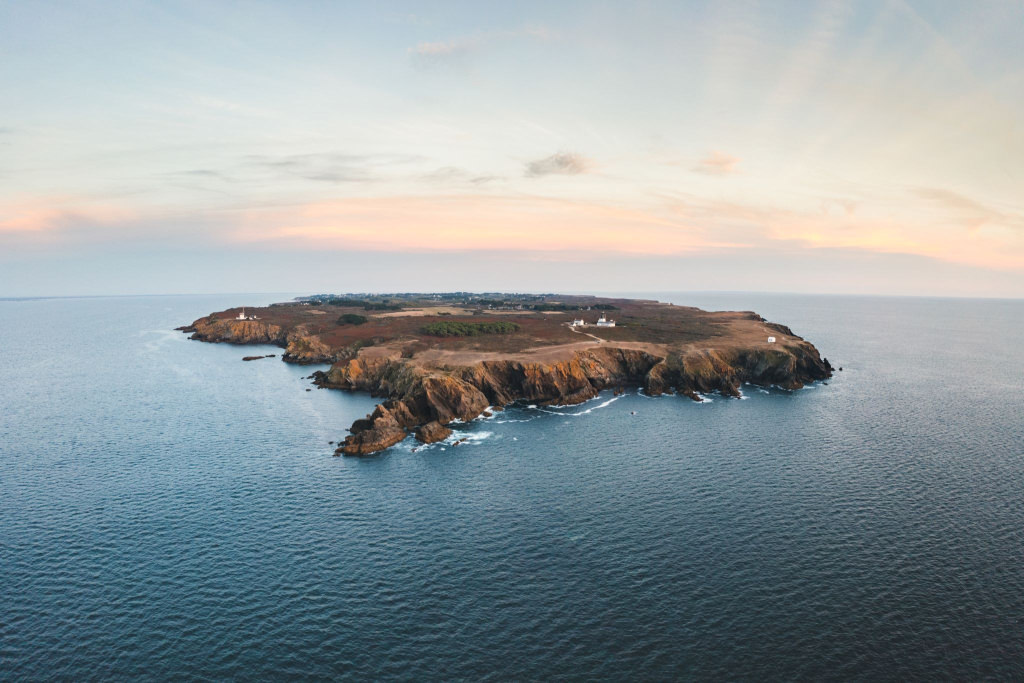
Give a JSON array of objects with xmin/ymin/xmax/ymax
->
[{"xmin": 1, "ymin": 0, "xmax": 1023, "ymax": 298}]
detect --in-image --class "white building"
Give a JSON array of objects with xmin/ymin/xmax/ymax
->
[
  {"xmin": 767, "ymin": 336, "xmax": 776, "ymax": 343},
  {"xmin": 570, "ymin": 319, "xmax": 585, "ymax": 327},
  {"xmin": 595, "ymin": 315, "xmax": 616, "ymax": 327},
  {"xmin": 236, "ymin": 308, "xmax": 258, "ymax": 321}
]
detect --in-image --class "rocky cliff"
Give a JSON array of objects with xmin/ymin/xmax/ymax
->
[
  {"xmin": 315, "ymin": 343, "xmax": 831, "ymax": 456},
  {"xmin": 180, "ymin": 316, "xmax": 336, "ymax": 363}
]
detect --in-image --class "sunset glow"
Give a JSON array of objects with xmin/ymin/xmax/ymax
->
[{"xmin": 1, "ymin": 1, "xmax": 1022, "ymax": 296}]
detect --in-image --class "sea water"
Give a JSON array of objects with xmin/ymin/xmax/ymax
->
[{"xmin": 2, "ymin": 293, "xmax": 1022, "ymax": 679}]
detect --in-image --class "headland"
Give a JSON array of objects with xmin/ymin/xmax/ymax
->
[{"xmin": 178, "ymin": 293, "xmax": 832, "ymax": 455}]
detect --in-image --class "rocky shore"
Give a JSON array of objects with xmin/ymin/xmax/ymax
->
[
  {"xmin": 179, "ymin": 294, "xmax": 832, "ymax": 456},
  {"xmin": 313, "ymin": 343, "xmax": 830, "ymax": 455}
]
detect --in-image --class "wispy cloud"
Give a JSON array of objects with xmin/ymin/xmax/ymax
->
[
  {"xmin": 525, "ymin": 152, "xmax": 591, "ymax": 177},
  {"xmin": 228, "ymin": 194, "xmax": 725, "ymax": 254},
  {"xmin": 409, "ymin": 39, "xmax": 475, "ymax": 60},
  {"xmin": 420, "ymin": 166, "xmax": 503, "ymax": 185},
  {"xmin": 408, "ymin": 25, "xmax": 557, "ymax": 67},
  {"xmin": 913, "ymin": 187, "xmax": 1024, "ymax": 232},
  {"xmin": 693, "ymin": 151, "xmax": 740, "ymax": 176},
  {"xmin": 0, "ymin": 200, "xmax": 138, "ymax": 236},
  {"xmin": 235, "ymin": 152, "xmax": 425, "ymax": 184}
]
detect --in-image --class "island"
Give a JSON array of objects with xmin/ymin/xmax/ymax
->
[{"xmin": 178, "ymin": 293, "xmax": 832, "ymax": 455}]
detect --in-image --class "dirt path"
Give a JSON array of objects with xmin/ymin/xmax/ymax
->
[{"xmin": 568, "ymin": 325, "xmax": 605, "ymax": 344}]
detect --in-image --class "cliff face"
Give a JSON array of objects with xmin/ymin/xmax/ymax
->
[
  {"xmin": 182, "ymin": 317, "xmax": 335, "ymax": 364},
  {"xmin": 184, "ymin": 317, "xmax": 288, "ymax": 346},
  {"xmin": 317, "ymin": 344, "xmax": 830, "ymax": 456}
]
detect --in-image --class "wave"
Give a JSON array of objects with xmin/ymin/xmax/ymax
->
[{"xmin": 534, "ymin": 394, "xmax": 624, "ymax": 417}]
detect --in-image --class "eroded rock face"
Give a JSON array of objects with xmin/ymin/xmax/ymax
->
[
  {"xmin": 282, "ymin": 328, "xmax": 335, "ymax": 364},
  {"xmin": 183, "ymin": 317, "xmax": 335, "ymax": 363},
  {"xmin": 187, "ymin": 318, "xmax": 288, "ymax": 346},
  {"xmin": 415, "ymin": 421, "xmax": 452, "ymax": 444},
  {"xmin": 319, "ymin": 342, "xmax": 830, "ymax": 456},
  {"xmin": 335, "ymin": 403, "xmax": 409, "ymax": 456}
]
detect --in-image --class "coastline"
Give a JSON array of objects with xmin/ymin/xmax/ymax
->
[{"xmin": 178, "ymin": 293, "xmax": 832, "ymax": 455}]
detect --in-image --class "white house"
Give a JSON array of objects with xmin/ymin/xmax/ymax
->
[
  {"xmin": 570, "ymin": 319, "xmax": 585, "ymax": 327},
  {"xmin": 236, "ymin": 309, "xmax": 258, "ymax": 321},
  {"xmin": 767, "ymin": 336, "xmax": 776, "ymax": 343},
  {"xmin": 596, "ymin": 315, "xmax": 616, "ymax": 328}
]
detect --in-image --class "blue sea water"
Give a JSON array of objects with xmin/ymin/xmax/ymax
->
[{"xmin": 1, "ymin": 292, "xmax": 1023, "ymax": 680}]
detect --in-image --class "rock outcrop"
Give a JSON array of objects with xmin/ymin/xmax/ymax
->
[
  {"xmin": 334, "ymin": 403, "xmax": 411, "ymax": 455},
  {"xmin": 182, "ymin": 316, "xmax": 335, "ymax": 364},
  {"xmin": 415, "ymin": 421, "xmax": 452, "ymax": 444},
  {"xmin": 184, "ymin": 318, "xmax": 288, "ymax": 346}
]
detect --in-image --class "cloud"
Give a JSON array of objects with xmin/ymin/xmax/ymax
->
[
  {"xmin": 410, "ymin": 40, "xmax": 472, "ymax": 58},
  {"xmin": 408, "ymin": 25, "xmax": 557, "ymax": 67},
  {"xmin": 167, "ymin": 169, "xmax": 233, "ymax": 182},
  {"xmin": 525, "ymin": 152, "xmax": 591, "ymax": 177},
  {"xmin": 913, "ymin": 187, "xmax": 1023, "ymax": 232},
  {"xmin": 693, "ymin": 151, "xmax": 740, "ymax": 175},
  {"xmin": 421, "ymin": 166, "xmax": 503, "ymax": 185},
  {"xmin": 387, "ymin": 12, "xmax": 431, "ymax": 26},
  {"xmin": 228, "ymin": 194, "xmax": 728, "ymax": 255},
  {"xmin": 0, "ymin": 202, "xmax": 133, "ymax": 235},
  {"xmin": 240, "ymin": 151, "xmax": 424, "ymax": 184}
]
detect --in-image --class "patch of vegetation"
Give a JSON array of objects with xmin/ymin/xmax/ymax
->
[
  {"xmin": 593, "ymin": 304, "xmax": 619, "ymax": 310},
  {"xmin": 421, "ymin": 321, "xmax": 521, "ymax": 337},
  {"xmin": 337, "ymin": 313, "xmax": 368, "ymax": 325},
  {"xmin": 530, "ymin": 303, "xmax": 581, "ymax": 311},
  {"xmin": 312, "ymin": 297, "xmax": 403, "ymax": 310}
]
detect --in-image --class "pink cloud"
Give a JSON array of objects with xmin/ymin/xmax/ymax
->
[{"xmin": 693, "ymin": 151, "xmax": 740, "ymax": 176}]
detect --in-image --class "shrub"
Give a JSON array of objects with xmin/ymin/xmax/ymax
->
[
  {"xmin": 421, "ymin": 321, "xmax": 520, "ymax": 337},
  {"xmin": 323, "ymin": 297, "xmax": 402, "ymax": 310},
  {"xmin": 337, "ymin": 313, "xmax": 368, "ymax": 325},
  {"xmin": 531, "ymin": 303, "xmax": 580, "ymax": 311}
]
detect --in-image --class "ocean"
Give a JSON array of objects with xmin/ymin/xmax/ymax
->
[{"xmin": 2, "ymin": 292, "xmax": 1022, "ymax": 680}]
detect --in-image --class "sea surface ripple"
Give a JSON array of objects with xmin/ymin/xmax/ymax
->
[{"xmin": 2, "ymin": 293, "xmax": 1023, "ymax": 680}]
